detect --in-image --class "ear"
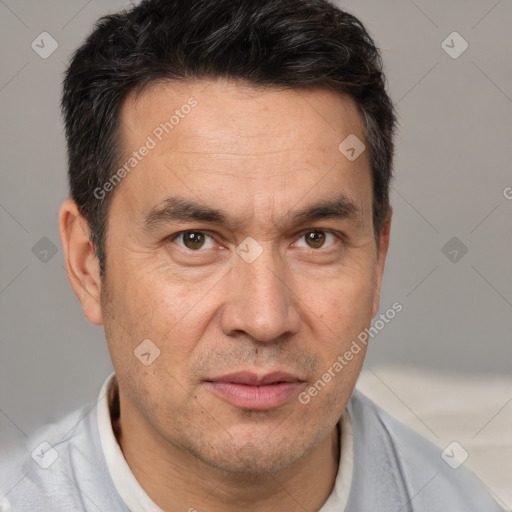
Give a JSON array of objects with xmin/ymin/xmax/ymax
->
[
  {"xmin": 59, "ymin": 199, "xmax": 103, "ymax": 325},
  {"xmin": 371, "ymin": 207, "xmax": 392, "ymax": 319}
]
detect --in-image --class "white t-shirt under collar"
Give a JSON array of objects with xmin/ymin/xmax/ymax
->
[{"xmin": 96, "ymin": 372, "xmax": 354, "ymax": 512}]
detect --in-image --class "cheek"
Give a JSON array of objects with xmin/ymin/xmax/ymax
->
[
  {"xmin": 300, "ymin": 258, "xmax": 377, "ymax": 332},
  {"xmin": 121, "ymin": 266, "xmax": 220, "ymax": 367},
  {"xmin": 103, "ymin": 268, "xmax": 213, "ymax": 413}
]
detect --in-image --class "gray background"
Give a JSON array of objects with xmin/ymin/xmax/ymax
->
[{"xmin": 1, "ymin": 0, "xmax": 511, "ymax": 449}]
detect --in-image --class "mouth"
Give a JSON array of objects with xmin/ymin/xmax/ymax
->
[{"xmin": 204, "ymin": 371, "xmax": 306, "ymax": 410}]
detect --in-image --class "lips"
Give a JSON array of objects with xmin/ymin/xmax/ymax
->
[
  {"xmin": 204, "ymin": 371, "xmax": 305, "ymax": 410},
  {"xmin": 211, "ymin": 371, "xmax": 302, "ymax": 386}
]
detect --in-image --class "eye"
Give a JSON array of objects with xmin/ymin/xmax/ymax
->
[
  {"xmin": 169, "ymin": 230, "xmax": 217, "ymax": 251},
  {"xmin": 294, "ymin": 230, "xmax": 339, "ymax": 250}
]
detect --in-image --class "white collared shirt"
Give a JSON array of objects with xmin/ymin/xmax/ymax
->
[{"xmin": 1, "ymin": 372, "xmax": 503, "ymax": 510}]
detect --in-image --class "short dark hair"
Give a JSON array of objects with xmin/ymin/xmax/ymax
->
[{"xmin": 62, "ymin": 0, "xmax": 397, "ymax": 278}]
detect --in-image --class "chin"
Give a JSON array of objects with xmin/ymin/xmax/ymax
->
[
  {"xmin": 185, "ymin": 427, "xmax": 316, "ymax": 475},
  {"xmin": 205, "ymin": 445, "xmax": 301, "ymax": 474}
]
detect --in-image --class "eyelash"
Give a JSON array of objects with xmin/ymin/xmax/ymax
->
[{"xmin": 165, "ymin": 229, "xmax": 344, "ymax": 252}]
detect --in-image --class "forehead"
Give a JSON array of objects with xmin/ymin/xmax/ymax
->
[
  {"xmin": 113, "ymin": 79, "xmax": 372, "ymax": 230},
  {"xmin": 121, "ymin": 79, "xmax": 366, "ymax": 155}
]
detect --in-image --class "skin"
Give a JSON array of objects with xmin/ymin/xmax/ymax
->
[{"xmin": 59, "ymin": 79, "xmax": 391, "ymax": 512}]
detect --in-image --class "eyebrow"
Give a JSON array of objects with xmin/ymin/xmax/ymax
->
[{"xmin": 142, "ymin": 194, "xmax": 360, "ymax": 232}]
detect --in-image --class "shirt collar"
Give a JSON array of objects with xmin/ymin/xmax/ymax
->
[{"xmin": 97, "ymin": 372, "xmax": 164, "ymax": 512}]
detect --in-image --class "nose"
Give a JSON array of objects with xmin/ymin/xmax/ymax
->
[{"xmin": 220, "ymin": 244, "xmax": 301, "ymax": 343}]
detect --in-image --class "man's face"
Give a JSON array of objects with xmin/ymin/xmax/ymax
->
[{"xmin": 99, "ymin": 79, "xmax": 389, "ymax": 473}]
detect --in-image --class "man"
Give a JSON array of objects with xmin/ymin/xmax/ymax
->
[{"xmin": 0, "ymin": 0, "xmax": 503, "ymax": 510}]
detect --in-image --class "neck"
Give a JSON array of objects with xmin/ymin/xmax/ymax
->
[{"xmin": 114, "ymin": 395, "xmax": 341, "ymax": 512}]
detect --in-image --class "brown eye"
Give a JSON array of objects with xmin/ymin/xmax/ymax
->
[
  {"xmin": 172, "ymin": 231, "xmax": 215, "ymax": 251},
  {"xmin": 294, "ymin": 230, "xmax": 338, "ymax": 251},
  {"xmin": 305, "ymin": 230, "xmax": 326, "ymax": 249},
  {"xmin": 183, "ymin": 231, "xmax": 205, "ymax": 250}
]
